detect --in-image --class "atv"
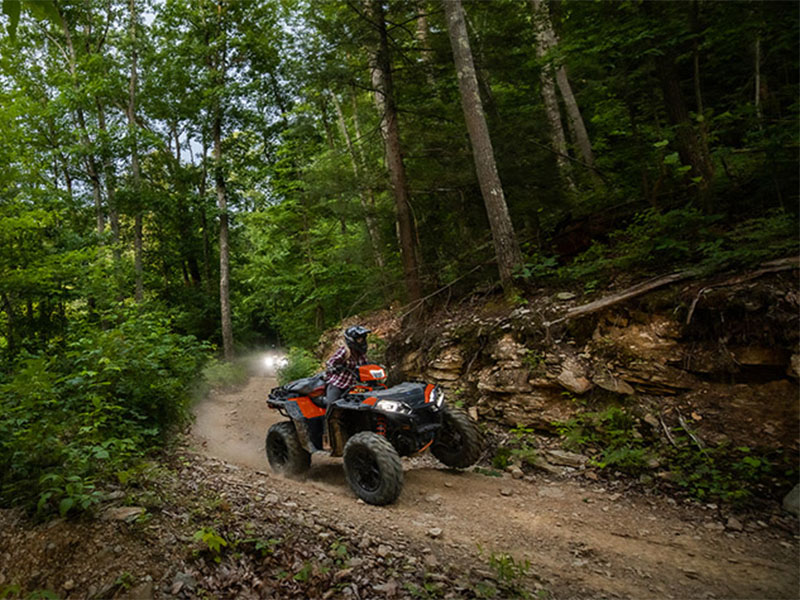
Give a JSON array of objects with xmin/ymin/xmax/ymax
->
[{"xmin": 265, "ymin": 364, "xmax": 483, "ymax": 505}]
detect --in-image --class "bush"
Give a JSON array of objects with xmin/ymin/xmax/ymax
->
[
  {"xmin": 276, "ymin": 347, "xmax": 320, "ymax": 385},
  {"xmin": 555, "ymin": 207, "xmax": 798, "ymax": 285},
  {"xmin": 0, "ymin": 306, "xmax": 208, "ymax": 517}
]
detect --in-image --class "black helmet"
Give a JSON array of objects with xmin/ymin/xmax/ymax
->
[{"xmin": 344, "ymin": 325, "xmax": 370, "ymax": 355}]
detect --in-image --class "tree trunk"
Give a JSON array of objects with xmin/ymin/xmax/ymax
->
[
  {"xmin": 530, "ymin": 0, "xmax": 596, "ymax": 175},
  {"xmin": 127, "ymin": 0, "xmax": 143, "ymax": 302},
  {"xmin": 442, "ymin": 0, "xmax": 523, "ymax": 290},
  {"xmin": 691, "ymin": 0, "xmax": 712, "ymax": 166},
  {"xmin": 415, "ymin": 1, "xmax": 436, "ymax": 88},
  {"xmin": 214, "ymin": 108, "xmax": 234, "ymax": 360},
  {"xmin": 200, "ymin": 137, "xmax": 213, "ymax": 294},
  {"xmin": 1, "ymin": 293, "xmax": 15, "ymax": 358},
  {"xmin": 210, "ymin": 14, "xmax": 234, "ymax": 360},
  {"xmin": 96, "ymin": 100, "xmax": 121, "ymax": 255},
  {"xmin": 330, "ymin": 91, "xmax": 384, "ymax": 268},
  {"xmin": 366, "ymin": 0, "xmax": 422, "ymax": 305},
  {"xmin": 57, "ymin": 8, "xmax": 104, "ymax": 236},
  {"xmin": 529, "ymin": 0, "xmax": 576, "ymax": 193},
  {"xmin": 655, "ymin": 51, "xmax": 714, "ymax": 201}
]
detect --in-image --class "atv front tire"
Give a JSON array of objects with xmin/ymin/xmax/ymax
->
[
  {"xmin": 432, "ymin": 406, "xmax": 483, "ymax": 468},
  {"xmin": 266, "ymin": 421, "xmax": 310, "ymax": 477},
  {"xmin": 343, "ymin": 432, "xmax": 403, "ymax": 505}
]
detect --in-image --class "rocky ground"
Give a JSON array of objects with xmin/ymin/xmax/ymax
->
[{"xmin": 1, "ymin": 372, "xmax": 798, "ymax": 599}]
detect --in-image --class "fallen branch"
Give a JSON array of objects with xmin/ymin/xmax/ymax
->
[
  {"xmin": 545, "ymin": 256, "xmax": 799, "ymax": 329},
  {"xmin": 677, "ymin": 410, "xmax": 707, "ymax": 455},
  {"xmin": 659, "ymin": 413, "xmax": 678, "ymax": 448},
  {"xmin": 544, "ymin": 271, "xmax": 693, "ymax": 328},
  {"xmin": 685, "ymin": 256, "xmax": 799, "ymax": 324}
]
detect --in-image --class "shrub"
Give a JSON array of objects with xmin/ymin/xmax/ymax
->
[
  {"xmin": 0, "ymin": 306, "xmax": 208, "ymax": 517},
  {"xmin": 276, "ymin": 347, "xmax": 320, "ymax": 385}
]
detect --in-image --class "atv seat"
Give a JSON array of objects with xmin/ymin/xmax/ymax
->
[{"xmin": 283, "ymin": 373, "xmax": 326, "ymax": 396}]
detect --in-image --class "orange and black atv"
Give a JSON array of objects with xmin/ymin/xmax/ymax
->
[{"xmin": 265, "ymin": 364, "xmax": 482, "ymax": 505}]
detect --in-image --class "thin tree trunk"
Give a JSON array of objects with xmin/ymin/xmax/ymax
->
[
  {"xmin": 214, "ymin": 112, "xmax": 234, "ymax": 360},
  {"xmin": 2, "ymin": 293, "xmax": 15, "ymax": 358},
  {"xmin": 443, "ymin": 0, "xmax": 523, "ymax": 290},
  {"xmin": 529, "ymin": 0, "xmax": 576, "ymax": 193},
  {"xmin": 754, "ymin": 35, "xmax": 762, "ymax": 127},
  {"xmin": 655, "ymin": 51, "xmax": 714, "ymax": 201},
  {"xmin": 317, "ymin": 95, "xmax": 348, "ymax": 235},
  {"xmin": 200, "ymin": 137, "xmax": 212, "ymax": 293},
  {"xmin": 331, "ymin": 91, "xmax": 384, "ymax": 268},
  {"xmin": 415, "ymin": 1, "xmax": 436, "ymax": 88},
  {"xmin": 691, "ymin": 0, "xmax": 712, "ymax": 168},
  {"xmin": 210, "ymin": 7, "xmax": 234, "ymax": 360},
  {"xmin": 530, "ymin": 0, "xmax": 596, "ymax": 174},
  {"xmin": 127, "ymin": 0, "xmax": 143, "ymax": 302},
  {"xmin": 53, "ymin": 6, "xmax": 104, "ymax": 234},
  {"xmin": 96, "ymin": 101, "xmax": 121, "ymax": 253},
  {"xmin": 366, "ymin": 0, "xmax": 423, "ymax": 305}
]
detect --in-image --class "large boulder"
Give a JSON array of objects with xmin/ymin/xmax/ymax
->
[{"xmin": 556, "ymin": 357, "xmax": 593, "ymax": 395}]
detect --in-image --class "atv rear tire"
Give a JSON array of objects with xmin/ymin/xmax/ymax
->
[
  {"xmin": 266, "ymin": 421, "xmax": 310, "ymax": 477},
  {"xmin": 343, "ymin": 432, "xmax": 403, "ymax": 505},
  {"xmin": 432, "ymin": 406, "xmax": 483, "ymax": 468}
]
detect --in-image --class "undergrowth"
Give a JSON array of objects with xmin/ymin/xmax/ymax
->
[
  {"xmin": 518, "ymin": 207, "xmax": 798, "ymax": 289},
  {"xmin": 0, "ymin": 305, "xmax": 208, "ymax": 519},
  {"xmin": 553, "ymin": 405, "xmax": 796, "ymax": 506}
]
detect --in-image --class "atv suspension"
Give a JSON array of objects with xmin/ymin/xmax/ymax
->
[{"xmin": 375, "ymin": 415, "xmax": 387, "ymax": 437}]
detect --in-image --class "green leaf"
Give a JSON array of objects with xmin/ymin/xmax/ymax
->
[
  {"xmin": 59, "ymin": 496, "xmax": 75, "ymax": 517},
  {"xmin": 2, "ymin": 0, "xmax": 21, "ymax": 40},
  {"xmin": 23, "ymin": 0, "xmax": 60, "ymax": 27}
]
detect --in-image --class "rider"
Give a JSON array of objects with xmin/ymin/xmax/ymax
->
[{"xmin": 324, "ymin": 325, "xmax": 370, "ymax": 406}]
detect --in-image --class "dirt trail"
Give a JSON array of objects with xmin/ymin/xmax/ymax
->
[{"xmin": 191, "ymin": 376, "xmax": 799, "ymax": 599}]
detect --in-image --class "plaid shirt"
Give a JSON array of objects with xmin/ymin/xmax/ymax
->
[{"xmin": 325, "ymin": 346, "xmax": 367, "ymax": 389}]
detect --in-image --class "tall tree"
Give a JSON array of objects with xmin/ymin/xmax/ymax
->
[
  {"xmin": 330, "ymin": 90, "xmax": 384, "ymax": 269},
  {"xmin": 442, "ymin": 0, "xmax": 522, "ymax": 290},
  {"xmin": 530, "ymin": 0, "xmax": 596, "ymax": 177},
  {"xmin": 364, "ymin": 0, "xmax": 422, "ymax": 306},
  {"xmin": 126, "ymin": 0, "xmax": 144, "ymax": 302},
  {"xmin": 209, "ymin": 1, "xmax": 235, "ymax": 359}
]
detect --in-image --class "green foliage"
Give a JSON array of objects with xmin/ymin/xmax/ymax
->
[
  {"xmin": 276, "ymin": 347, "xmax": 320, "ymax": 385},
  {"xmin": 558, "ymin": 207, "xmax": 798, "ymax": 285},
  {"xmin": 193, "ymin": 526, "xmax": 228, "ymax": 562},
  {"xmin": 522, "ymin": 350, "xmax": 545, "ymax": 375},
  {"xmin": 475, "ymin": 547, "xmax": 534, "ymax": 599},
  {"xmin": 0, "ymin": 586, "xmax": 59, "ymax": 600},
  {"xmin": 555, "ymin": 406, "xmax": 652, "ymax": 471},
  {"xmin": 666, "ymin": 443, "xmax": 793, "ymax": 505},
  {"xmin": 493, "ymin": 425, "xmax": 539, "ymax": 470},
  {"xmin": 473, "ymin": 466, "xmax": 503, "ymax": 478},
  {"xmin": 554, "ymin": 406, "xmax": 796, "ymax": 506},
  {"xmin": 0, "ymin": 306, "xmax": 208, "ymax": 517}
]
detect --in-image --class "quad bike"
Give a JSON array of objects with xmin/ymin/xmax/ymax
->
[{"xmin": 265, "ymin": 364, "xmax": 483, "ymax": 505}]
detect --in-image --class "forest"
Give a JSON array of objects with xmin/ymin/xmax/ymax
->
[{"xmin": 0, "ymin": 0, "xmax": 797, "ymax": 523}]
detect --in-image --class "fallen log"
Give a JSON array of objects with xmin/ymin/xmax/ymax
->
[
  {"xmin": 544, "ymin": 256, "xmax": 799, "ymax": 328},
  {"xmin": 544, "ymin": 271, "xmax": 693, "ymax": 327}
]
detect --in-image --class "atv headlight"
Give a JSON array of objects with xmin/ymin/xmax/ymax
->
[
  {"xmin": 375, "ymin": 400, "xmax": 412, "ymax": 415},
  {"xmin": 434, "ymin": 388, "xmax": 445, "ymax": 408}
]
